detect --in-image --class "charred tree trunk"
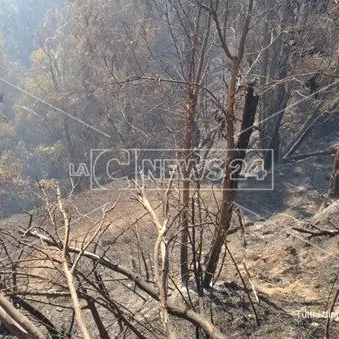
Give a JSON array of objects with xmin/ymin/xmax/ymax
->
[
  {"xmin": 86, "ymin": 298, "xmax": 110, "ymax": 339},
  {"xmin": 178, "ymin": 5, "xmax": 212, "ymax": 286},
  {"xmin": 260, "ymin": 1, "xmax": 296, "ymax": 169},
  {"xmin": 202, "ymin": 0, "xmax": 254, "ymax": 289},
  {"xmin": 203, "ymin": 81, "xmax": 258, "ymax": 288},
  {"xmin": 263, "ymin": 80, "xmax": 290, "ymax": 169},
  {"xmin": 0, "ymin": 293, "xmax": 45, "ymax": 339},
  {"xmin": 12, "ymin": 296, "xmax": 60, "ymax": 339},
  {"xmin": 181, "ymin": 93, "xmax": 197, "ymax": 286},
  {"xmin": 329, "ymin": 147, "xmax": 339, "ymax": 199}
]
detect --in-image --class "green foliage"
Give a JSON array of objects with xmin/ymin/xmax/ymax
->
[
  {"xmin": 0, "ymin": 0, "xmax": 338, "ymax": 218},
  {"xmin": 0, "ymin": 0, "xmax": 64, "ymax": 63},
  {"xmin": 0, "ymin": 151, "xmax": 22, "ymax": 180},
  {"xmin": 36, "ymin": 141, "xmax": 62, "ymax": 155}
]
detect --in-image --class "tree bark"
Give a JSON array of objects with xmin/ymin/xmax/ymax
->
[
  {"xmin": 203, "ymin": 81, "xmax": 258, "ymax": 288},
  {"xmin": 0, "ymin": 293, "xmax": 45, "ymax": 339},
  {"xmin": 181, "ymin": 92, "xmax": 198, "ymax": 286},
  {"xmin": 329, "ymin": 147, "xmax": 339, "ymax": 199}
]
